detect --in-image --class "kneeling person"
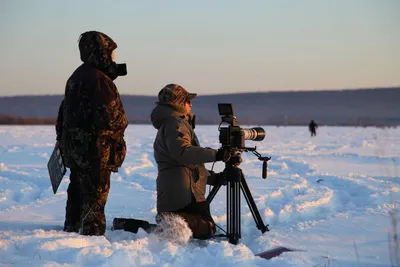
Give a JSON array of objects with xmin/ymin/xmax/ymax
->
[{"xmin": 150, "ymin": 84, "xmax": 226, "ymax": 239}]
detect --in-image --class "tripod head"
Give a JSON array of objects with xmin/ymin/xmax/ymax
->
[{"xmin": 220, "ymin": 147, "xmax": 271, "ymax": 179}]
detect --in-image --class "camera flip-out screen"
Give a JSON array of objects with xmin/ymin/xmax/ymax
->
[{"xmin": 218, "ymin": 103, "xmax": 234, "ymax": 116}]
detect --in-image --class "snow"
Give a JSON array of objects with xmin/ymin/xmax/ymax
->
[{"xmin": 0, "ymin": 125, "xmax": 399, "ymax": 266}]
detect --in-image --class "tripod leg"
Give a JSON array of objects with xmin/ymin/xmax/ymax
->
[
  {"xmin": 206, "ymin": 183, "xmax": 222, "ymax": 204},
  {"xmin": 227, "ymin": 180, "xmax": 241, "ymax": 244},
  {"xmin": 240, "ymin": 172, "xmax": 269, "ymax": 233}
]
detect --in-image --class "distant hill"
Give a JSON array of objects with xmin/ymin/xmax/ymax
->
[{"xmin": 0, "ymin": 87, "xmax": 399, "ymax": 126}]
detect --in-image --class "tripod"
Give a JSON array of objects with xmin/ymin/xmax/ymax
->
[{"xmin": 207, "ymin": 153, "xmax": 270, "ymax": 244}]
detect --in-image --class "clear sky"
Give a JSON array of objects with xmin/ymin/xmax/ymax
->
[{"xmin": 0, "ymin": 0, "xmax": 399, "ymax": 96}]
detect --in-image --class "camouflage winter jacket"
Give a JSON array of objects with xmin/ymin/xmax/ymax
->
[{"xmin": 56, "ymin": 31, "xmax": 128, "ymax": 172}]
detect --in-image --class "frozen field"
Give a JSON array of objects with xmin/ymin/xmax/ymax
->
[{"xmin": 0, "ymin": 125, "xmax": 399, "ymax": 266}]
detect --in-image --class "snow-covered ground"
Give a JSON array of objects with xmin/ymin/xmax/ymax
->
[{"xmin": 0, "ymin": 125, "xmax": 399, "ymax": 267}]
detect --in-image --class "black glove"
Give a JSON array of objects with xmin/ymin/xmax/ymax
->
[
  {"xmin": 229, "ymin": 152, "xmax": 242, "ymax": 166},
  {"xmin": 215, "ymin": 148, "xmax": 231, "ymax": 162}
]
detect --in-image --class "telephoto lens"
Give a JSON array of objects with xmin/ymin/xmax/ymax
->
[{"xmin": 242, "ymin": 127, "xmax": 265, "ymax": 141}]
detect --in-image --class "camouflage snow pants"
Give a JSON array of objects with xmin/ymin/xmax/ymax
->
[{"xmin": 64, "ymin": 166, "xmax": 111, "ymax": 236}]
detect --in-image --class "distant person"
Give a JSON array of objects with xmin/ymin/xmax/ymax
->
[
  {"xmin": 309, "ymin": 120, "xmax": 318, "ymax": 137},
  {"xmin": 149, "ymin": 84, "xmax": 230, "ymax": 239},
  {"xmin": 55, "ymin": 31, "xmax": 128, "ymax": 235}
]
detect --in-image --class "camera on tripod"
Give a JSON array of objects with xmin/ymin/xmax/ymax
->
[
  {"xmin": 218, "ymin": 103, "xmax": 265, "ymax": 150},
  {"xmin": 207, "ymin": 103, "xmax": 271, "ymax": 245},
  {"xmin": 217, "ymin": 103, "xmax": 270, "ymax": 179}
]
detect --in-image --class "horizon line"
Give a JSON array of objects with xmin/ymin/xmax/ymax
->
[{"xmin": 1, "ymin": 85, "xmax": 399, "ymax": 98}]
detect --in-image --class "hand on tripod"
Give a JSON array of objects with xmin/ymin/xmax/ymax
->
[
  {"xmin": 227, "ymin": 152, "xmax": 242, "ymax": 167},
  {"xmin": 215, "ymin": 148, "xmax": 231, "ymax": 162}
]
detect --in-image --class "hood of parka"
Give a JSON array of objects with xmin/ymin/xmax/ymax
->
[
  {"xmin": 78, "ymin": 31, "xmax": 127, "ymax": 80},
  {"xmin": 79, "ymin": 31, "xmax": 116, "ymax": 69},
  {"xmin": 150, "ymin": 103, "xmax": 188, "ymax": 130}
]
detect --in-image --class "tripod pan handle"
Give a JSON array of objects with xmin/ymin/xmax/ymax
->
[{"xmin": 262, "ymin": 161, "xmax": 267, "ymax": 179}]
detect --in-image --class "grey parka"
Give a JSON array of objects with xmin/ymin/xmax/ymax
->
[{"xmin": 151, "ymin": 103, "xmax": 217, "ymax": 212}]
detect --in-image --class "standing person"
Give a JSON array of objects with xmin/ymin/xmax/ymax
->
[
  {"xmin": 149, "ymin": 83, "xmax": 229, "ymax": 240},
  {"xmin": 55, "ymin": 31, "xmax": 128, "ymax": 236},
  {"xmin": 309, "ymin": 119, "xmax": 318, "ymax": 137}
]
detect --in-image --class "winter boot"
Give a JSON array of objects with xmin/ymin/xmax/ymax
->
[
  {"xmin": 63, "ymin": 224, "xmax": 79, "ymax": 233},
  {"xmin": 112, "ymin": 218, "xmax": 157, "ymax": 234},
  {"xmin": 111, "ymin": 218, "xmax": 127, "ymax": 231}
]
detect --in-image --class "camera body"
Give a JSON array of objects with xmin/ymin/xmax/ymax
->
[
  {"xmin": 219, "ymin": 125, "xmax": 246, "ymax": 149},
  {"xmin": 218, "ymin": 103, "xmax": 265, "ymax": 150}
]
